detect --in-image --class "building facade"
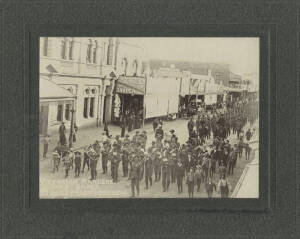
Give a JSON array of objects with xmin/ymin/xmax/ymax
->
[{"xmin": 39, "ymin": 37, "xmax": 118, "ymax": 135}]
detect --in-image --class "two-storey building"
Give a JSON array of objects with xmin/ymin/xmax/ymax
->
[{"xmin": 39, "ymin": 37, "xmax": 118, "ymax": 135}]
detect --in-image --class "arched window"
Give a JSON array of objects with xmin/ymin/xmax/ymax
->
[
  {"xmin": 93, "ymin": 40, "xmax": 98, "ymax": 64},
  {"xmin": 69, "ymin": 39, "xmax": 74, "ymax": 60},
  {"xmin": 43, "ymin": 37, "xmax": 48, "ymax": 57},
  {"xmin": 107, "ymin": 38, "xmax": 114, "ymax": 65},
  {"xmin": 61, "ymin": 38, "xmax": 67, "ymax": 59},
  {"xmin": 86, "ymin": 39, "xmax": 92, "ymax": 63},
  {"xmin": 122, "ymin": 57, "xmax": 128, "ymax": 76}
]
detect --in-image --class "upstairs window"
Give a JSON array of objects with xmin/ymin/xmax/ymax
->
[
  {"xmin": 69, "ymin": 39, "xmax": 74, "ymax": 60},
  {"xmin": 107, "ymin": 38, "xmax": 113, "ymax": 65},
  {"xmin": 93, "ymin": 41, "xmax": 98, "ymax": 64},
  {"xmin": 43, "ymin": 37, "xmax": 48, "ymax": 57},
  {"xmin": 86, "ymin": 39, "xmax": 92, "ymax": 63},
  {"xmin": 61, "ymin": 38, "xmax": 67, "ymax": 59},
  {"xmin": 133, "ymin": 59, "xmax": 138, "ymax": 76}
]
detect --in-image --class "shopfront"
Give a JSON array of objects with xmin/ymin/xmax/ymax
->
[{"xmin": 112, "ymin": 76, "xmax": 145, "ymax": 125}]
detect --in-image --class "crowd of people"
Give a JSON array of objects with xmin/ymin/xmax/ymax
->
[{"xmin": 49, "ymin": 98, "xmax": 258, "ymax": 198}]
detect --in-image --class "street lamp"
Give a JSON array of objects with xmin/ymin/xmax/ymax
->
[{"xmin": 69, "ymin": 107, "xmax": 76, "ymax": 148}]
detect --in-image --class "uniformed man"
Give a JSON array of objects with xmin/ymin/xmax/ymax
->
[
  {"xmin": 110, "ymin": 144, "xmax": 121, "ymax": 183},
  {"xmin": 140, "ymin": 131, "xmax": 148, "ymax": 150},
  {"xmin": 151, "ymin": 142, "xmax": 161, "ymax": 182},
  {"xmin": 101, "ymin": 141, "xmax": 110, "ymax": 174},
  {"xmin": 187, "ymin": 117, "xmax": 194, "ymax": 137},
  {"xmin": 82, "ymin": 146, "xmax": 90, "ymax": 173},
  {"xmin": 89, "ymin": 147, "xmax": 99, "ymax": 180},
  {"xmin": 74, "ymin": 151, "xmax": 82, "ymax": 177},
  {"xmin": 175, "ymin": 161, "xmax": 185, "ymax": 193},
  {"xmin": 155, "ymin": 125, "xmax": 164, "ymax": 142},
  {"xmin": 144, "ymin": 152, "xmax": 153, "ymax": 189},
  {"xmin": 169, "ymin": 144, "xmax": 177, "ymax": 183},
  {"xmin": 161, "ymin": 147, "xmax": 171, "ymax": 192},
  {"xmin": 122, "ymin": 135, "xmax": 130, "ymax": 177},
  {"xmin": 63, "ymin": 152, "xmax": 71, "ymax": 178},
  {"xmin": 68, "ymin": 149, "xmax": 75, "ymax": 170},
  {"xmin": 129, "ymin": 154, "xmax": 141, "ymax": 197}
]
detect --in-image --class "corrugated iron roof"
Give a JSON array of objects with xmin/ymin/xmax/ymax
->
[{"xmin": 40, "ymin": 77, "xmax": 75, "ymax": 99}]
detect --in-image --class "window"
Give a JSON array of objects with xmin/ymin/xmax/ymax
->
[
  {"xmin": 43, "ymin": 37, "xmax": 48, "ymax": 57},
  {"xmin": 93, "ymin": 41, "xmax": 98, "ymax": 64},
  {"xmin": 107, "ymin": 38, "xmax": 113, "ymax": 65},
  {"xmin": 83, "ymin": 98, "xmax": 89, "ymax": 118},
  {"xmin": 57, "ymin": 104, "xmax": 63, "ymax": 122},
  {"xmin": 89, "ymin": 97, "xmax": 95, "ymax": 118},
  {"xmin": 65, "ymin": 104, "xmax": 71, "ymax": 121},
  {"xmin": 133, "ymin": 59, "xmax": 138, "ymax": 76},
  {"xmin": 86, "ymin": 39, "xmax": 92, "ymax": 63},
  {"xmin": 61, "ymin": 39, "xmax": 67, "ymax": 59},
  {"xmin": 69, "ymin": 40, "xmax": 74, "ymax": 60},
  {"xmin": 122, "ymin": 57, "xmax": 128, "ymax": 76}
]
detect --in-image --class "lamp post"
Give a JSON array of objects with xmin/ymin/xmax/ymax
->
[{"xmin": 69, "ymin": 107, "xmax": 76, "ymax": 148}]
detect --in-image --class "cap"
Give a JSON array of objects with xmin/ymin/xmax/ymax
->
[
  {"xmin": 170, "ymin": 129, "xmax": 175, "ymax": 133},
  {"xmin": 125, "ymin": 134, "xmax": 130, "ymax": 138}
]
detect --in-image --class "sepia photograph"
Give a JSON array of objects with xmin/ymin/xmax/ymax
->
[{"xmin": 39, "ymin": 37, "xmax": 259, "ymax": 199}]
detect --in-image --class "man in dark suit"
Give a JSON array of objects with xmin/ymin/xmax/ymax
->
[{"xmin": 175, "ymin": 161, "xmax": 185, "ymax": 193}]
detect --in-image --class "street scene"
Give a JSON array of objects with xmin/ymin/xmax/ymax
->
[{"xmin": 39, "ymin": 37, "xmax": 259, "ymax": 198}]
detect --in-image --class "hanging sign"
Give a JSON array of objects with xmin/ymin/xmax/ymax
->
[{"xmin": 116, "ymin": 86, "xmax": 135, "ymax": 95}]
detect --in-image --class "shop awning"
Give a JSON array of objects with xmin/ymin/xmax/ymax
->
[
  {"xmin": 115, "ymin": 76, "xmax": 146, "ymax": 95},
  {"xmin": 223, "ymin": 86, "xmax": 243, "ymax": 93},
  {"xmin": 40, "ymin": 77, "xmax": 75, "ymax": 100}
]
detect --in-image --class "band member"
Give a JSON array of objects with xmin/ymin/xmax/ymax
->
[
  {"xmin": 74, "ymin": 151, "xmax": 82, "ymax": 177},
  {"xmin": 88, "ymin": 147, "xmax": 99, "ymax": 180},
  {"xmin": 129, "ymin": 154, "xmax": 141, "ymax": 198},
  {"xmin": 186, "ymin": 168, "xmax": 195, "ymax": 198},
  {"xmin": 101, "ymin": 141, "xmax": 110, "ymax": 174},
  {"xmin": 175, "ymin": 161, "xmax": 185, "ymax": 193},
  {"xmin": 205, "ymin": 177, "xmax": 217, "ymax": 198},
  {"xmin": 110, "ymin": 144, "xmax": 121, "ymax": 183},
  {"xmin": 194, "ymin": 165, "xmax": 205, "ymax": 192},
  {"xmin": 82, "ymin": 146, "xmax": 90, "ymax": 173},
  {"xmin": 63, "ymin": 152, "xmax": 71, "ymax": 178},
  {"xmin": 161, "ymin": 145, "xmax": 171, "ymax": 192},
  {"xmin": 144, "ymin": 153, "xmax": 153, "ymax": 189},
  {"xmin": 122, "ymin": 135, "xmax": 130, "ymax": 177},
  {"xmin": 155, "ymin": 125, "xmax": 164, "ymax": 142}
]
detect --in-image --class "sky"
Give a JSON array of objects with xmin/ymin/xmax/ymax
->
[{"xmin": 120, "ymin": 37, "xmax": 259, "ymax": 76}]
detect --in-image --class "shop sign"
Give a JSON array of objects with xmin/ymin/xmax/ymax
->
[{"xmin": 116, "ymin": 86, "xmax": 135, "ymax": 95}]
